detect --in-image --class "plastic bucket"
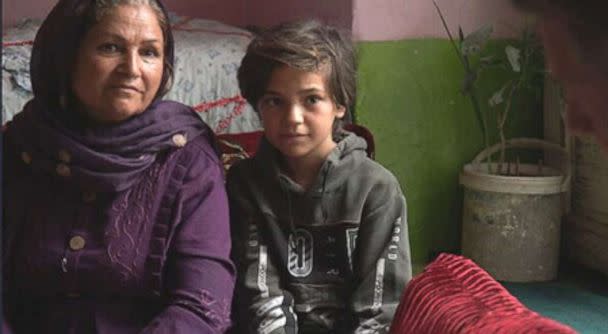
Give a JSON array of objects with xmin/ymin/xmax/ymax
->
[{"xmin": 460, "ymin": 138, "xmax": 570, "ymax": 282}]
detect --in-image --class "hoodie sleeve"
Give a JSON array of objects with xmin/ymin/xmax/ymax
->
[
  {"xmin": 141, "ymin": 140, "xmax": 236, "ymax": 334},
  {"xmin": 347, "ymin": 180, "xmax": 412, "ymax": 334},
  {"xmin": 227, "ymin": 165, "xmax": 298, "ymax": 334}
]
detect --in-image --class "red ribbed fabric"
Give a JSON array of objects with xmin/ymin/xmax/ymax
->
[{"xmin": 390, "ymin": 253, "xmax": 578, "ymax": 334}]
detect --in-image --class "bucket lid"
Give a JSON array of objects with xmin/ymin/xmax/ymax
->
[{"xmin": 460, "ymin": 163, "xmax": 568, "ymax": 194}]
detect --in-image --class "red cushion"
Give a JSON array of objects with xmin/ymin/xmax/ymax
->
[
  {"xmin": 390, "ymin": 253, "xmax": 577, "ymax": 334},
  {"xmin": 216, "ymin": 131, "xmax": 264, "ymax": 171},
  {"xmin": 217, "ymin": 131, "xmax": 264, "ymax": 156}
]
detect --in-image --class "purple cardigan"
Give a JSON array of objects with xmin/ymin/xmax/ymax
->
[{"xmin": 3, "ymin": 103, "xmax": 235, "ymax": 333}]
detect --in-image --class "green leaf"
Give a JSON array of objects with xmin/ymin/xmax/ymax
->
[
  {"xmin": 461, "ymin": 25, "xmax": 493, "ymax": 56},
  {"xmin": 480, "ymin": 55, "xmax": 494, "ymax": 63},
  {"xmin": 505, "ymin": 45, "xmax": 521, "ymax": 72},
  {"xmin": 489, "ymin": 85, "xmax": 506, "ymax": 107},
  {"xmin": 480, "ymin": 55, "xmax": 504, "ymax": 66},
  {"xmin": 488, "ymin": 81, "xmax": 512, "ymax": 107}
]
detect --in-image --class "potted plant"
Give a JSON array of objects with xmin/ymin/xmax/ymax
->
[{"xmin": 433, "ymin": 1, "xmax": 570, "ymax": 282}]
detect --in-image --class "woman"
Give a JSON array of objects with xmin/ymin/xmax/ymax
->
[{"xmin": 2, "ymin": 0, "xmax": 234, "ymax": 333}]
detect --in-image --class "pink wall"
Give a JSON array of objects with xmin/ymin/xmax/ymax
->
[
  {"xmin": 244, "ymin": 0, "xmax": 351, "ymax": 29},
  {"xmin": 2, "ymin": 0, "xmax": 351, "ymax": 29},
  {"xmin": 2, "ymin": 0, "xmax": 56, "ymax": 28},
  {"xmin": 353, "ymin": 0, "xmax": 527, "ymax": 41},
  {"xmin": 2, "ymin": 0, "xmax": 247, "ymax": 28},
  {"xmin": 3, "ymin": 0, "xmax": 524, "ymax": 40},
  {"xmin": 162, "ymin": 0, "xmax": 246, "ymax": 26}
]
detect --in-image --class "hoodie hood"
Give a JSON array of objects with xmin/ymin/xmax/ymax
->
[{"xmin": 254, "ymin": 131, "xmax": 369, "ymax": 194}]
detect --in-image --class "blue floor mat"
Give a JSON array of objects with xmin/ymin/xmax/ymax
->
[{"xmin": 502, "ymin": 263, "xmax": 608, "ymax": 334}]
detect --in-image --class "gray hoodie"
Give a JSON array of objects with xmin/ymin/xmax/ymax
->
[{"xmin": 228, "ymin": 132, "xmax": 412, "ymax": 334}]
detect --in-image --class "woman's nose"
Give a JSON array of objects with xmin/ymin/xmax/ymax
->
[{"xmin": 120, "ymin": 51, "xmax": 142, "ymax": 77}]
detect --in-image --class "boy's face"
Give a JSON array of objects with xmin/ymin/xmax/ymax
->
[
  {"xmin": 539, "ymin": 13, "xmax": 608, "ymax": 150},
  {"xmin": 258, "ymin": 65, "xmax": 345, "ymax": 164}
]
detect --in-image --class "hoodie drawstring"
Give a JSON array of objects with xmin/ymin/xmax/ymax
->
[
  {"xmin": 320, "ymin": 164, "xmax": 330, "ymax": 224},
  {"xmin": 279, "ymin": 179, "xmax": 298, "ymax": 238}
]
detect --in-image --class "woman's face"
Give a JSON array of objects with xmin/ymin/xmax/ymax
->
[{"xmin": 71, "ymin": 4, "xmax": 164, "ymax": 123}]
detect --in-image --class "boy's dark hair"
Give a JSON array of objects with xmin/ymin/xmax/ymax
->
[
  {"xmin": 237, "ymin": 20, "xmax": 356, "ymax": 126},
  {"xmin": 513, "ymin": 0, "xmax": 608, "ymax": 74}
]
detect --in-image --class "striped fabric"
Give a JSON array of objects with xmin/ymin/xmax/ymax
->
[{"xmin": 390, "ymin": 253, "xmax": 577, "ymax": 334}]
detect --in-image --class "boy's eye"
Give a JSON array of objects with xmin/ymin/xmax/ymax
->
[
  {"xmin": 260, "ymin": 97, "xmax": 281, "ymax": 108},
  {"xmin": 305, "ymin": 95, "xmax": 322, "ymax": 105}
]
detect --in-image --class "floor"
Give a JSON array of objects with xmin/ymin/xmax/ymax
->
[{"xmin": 503, "ymin": 261, "xmax": 608, "ymax": 334}]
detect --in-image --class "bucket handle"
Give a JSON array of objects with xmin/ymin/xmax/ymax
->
[{"xmin": 472, "ymin": 137, "xmax": 571, "ymax": 191}]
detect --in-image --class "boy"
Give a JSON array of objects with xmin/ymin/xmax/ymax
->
[{"xmin": 228, "ymin": 20, "xmax": 412, "ymax": 334}]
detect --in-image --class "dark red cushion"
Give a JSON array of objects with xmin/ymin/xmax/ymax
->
[
  {"xmin": 217, "ymin": 131, "xmax": 264, "ymax": 171},
  {"xmin": 390, "ymin": 253, "xmax": 577, "ymax": 334}
]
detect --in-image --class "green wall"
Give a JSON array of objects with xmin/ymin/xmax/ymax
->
[{"xmin": 355, "ymin": 39, "xmax": 543, "ymax": 271}]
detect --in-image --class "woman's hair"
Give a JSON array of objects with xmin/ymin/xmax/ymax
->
[
  {"xmin": 30, "ymin": 0, "xmax": 174, "ymax": 111},
  {"xmin": 513, "ymin": 0, "xmax": 608, "ymax": 74},
  {"xmin": 237, "ymin": 20, "xmax": 357, "ymax": 127}
]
